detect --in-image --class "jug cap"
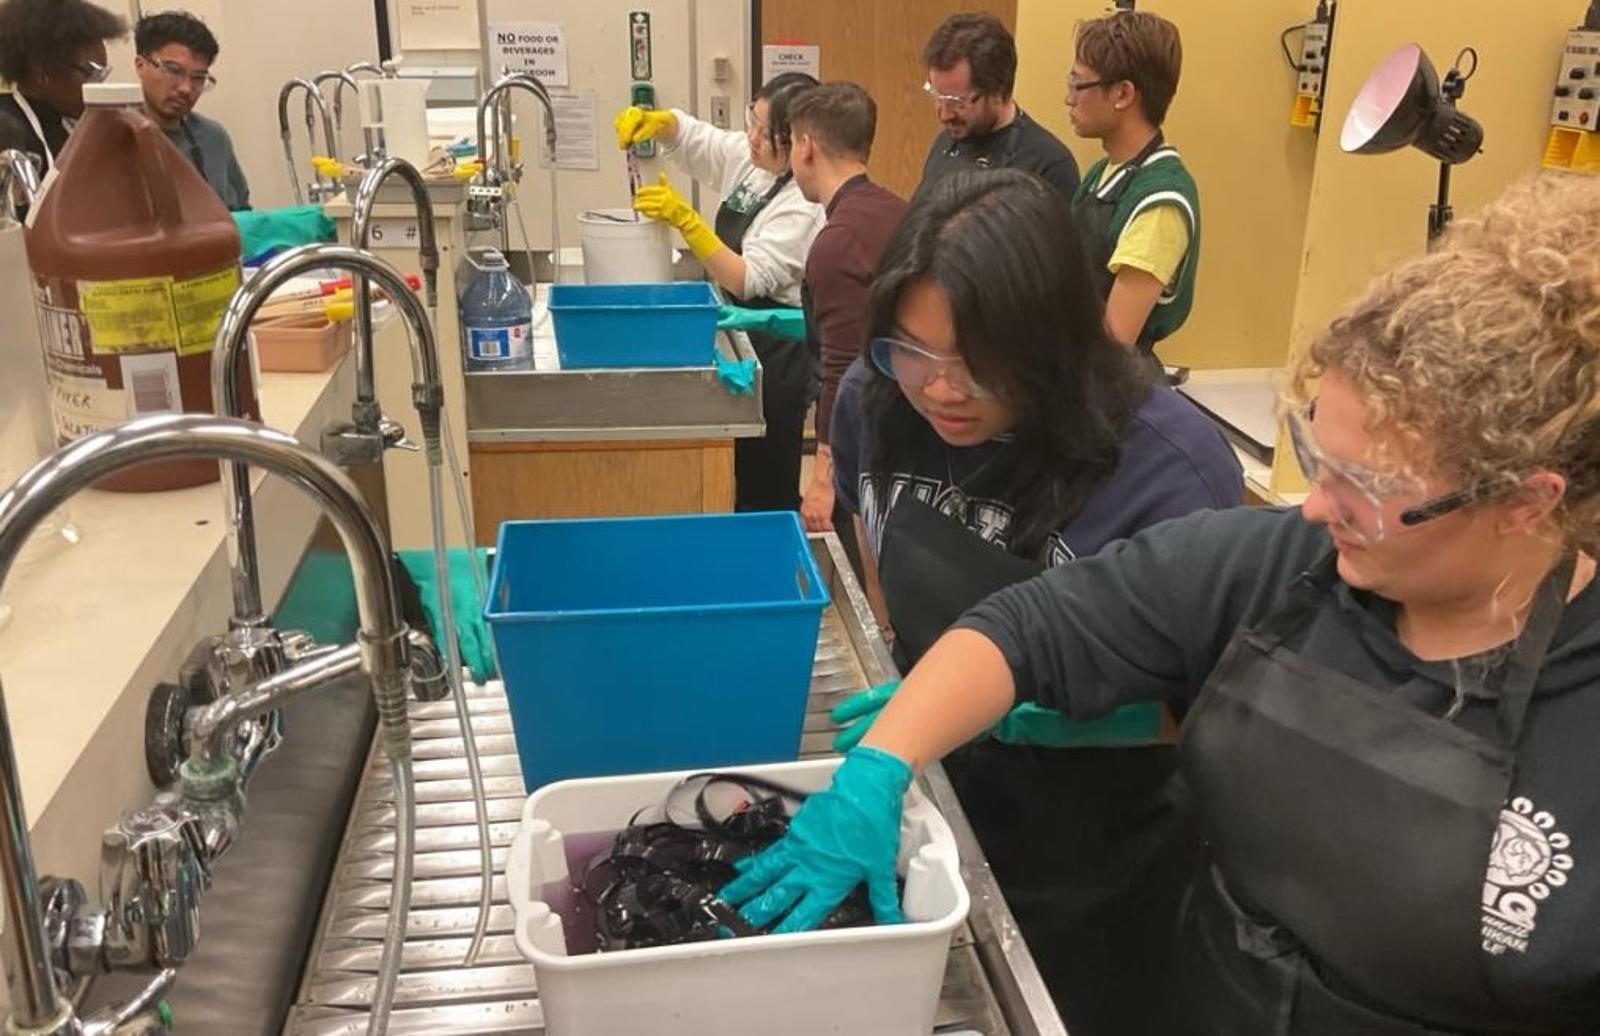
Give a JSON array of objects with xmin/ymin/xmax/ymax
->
[{"xmin": 84, "ymin": 83, "xmax": 144, "ymax": 106}]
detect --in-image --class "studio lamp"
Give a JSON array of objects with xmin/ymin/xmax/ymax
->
[{"xmin": 1340, "ymin": 42, "xmax": 1483, "ymax": 241}]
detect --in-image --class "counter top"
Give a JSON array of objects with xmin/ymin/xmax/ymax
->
[{"xmin": 0, "ymin": 358, "xmax": 355, "ymax": 885}]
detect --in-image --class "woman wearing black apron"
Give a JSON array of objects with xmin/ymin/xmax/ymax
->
[
  {"xmin": 826, "ymin": 169, "xmax": 1241, "ymax": 1036},
  {"xmin": 616, "ymin": 73, "xmax": 824, "ymax": 511},
  {"xmin": 725, "ymin": 174, "xmax": 1600, "ymax": 1033},
  {"xmin": 0, "ymin": 0, "xmax": 126, "ymax": 178}
]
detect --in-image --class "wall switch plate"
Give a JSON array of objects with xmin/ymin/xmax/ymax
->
[{"xmin": 710, "ymin": 95, "xmax": 730, "ymax": 128}]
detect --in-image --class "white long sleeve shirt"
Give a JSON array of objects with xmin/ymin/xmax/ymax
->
[{"xmin": 663, "ymin": 108, "xmax": 823, "ymax": 306}]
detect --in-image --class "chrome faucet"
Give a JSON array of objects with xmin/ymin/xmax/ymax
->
[
  {"xmin": 0, "ymin": 148, "xmax": 41, "ymax": 225},
  {"xmin": 469, "ymin": 72, "xmax": 559, "ymax": 233},
  {"xmin": 0, "ymin": 414, "xmax": 418, "ymax": 1036},
  {"xmin": 313, "ymin": 68, "xmax": 363, "ymax": 153},
  {"xmin": 277, "ymin": 77, "xmax": 339, "ymax": 206}
]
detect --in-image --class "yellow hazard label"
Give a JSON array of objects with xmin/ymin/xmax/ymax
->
[
  {"xmin": 173, "ymin": 266, "xmax": 240, "ymax": 355},
  {"xmin": 78, "ymin": 276, "xmax": 179, "ymax": 354}
]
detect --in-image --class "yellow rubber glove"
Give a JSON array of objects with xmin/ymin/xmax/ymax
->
[
  {"xmin": 634, "ymin": 173, "xmax": 724, "ymax": 261},
  {"xmin": 613, "ymin": 106, "xmax": 677, "ymax": 150}
]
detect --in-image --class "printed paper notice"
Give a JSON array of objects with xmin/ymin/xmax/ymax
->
[
  {"xmin": 488, "ymin": 23, "xmax": 569, "ymax": 87},
  {"xmin": 396, "ymin": 0, "xmax": 479, "ymax": 51},
  {"xmin": 539, "ymin": 91, "xmax": 599, "ymax": 171},
  {"xmin": 761, "ymin": 44, "xmax": 820, "ymax": 84},
  {"xmin": 78, "ymin": 276, "xmax": 178, "ymax": 353},
  {"xmin": 172, "ymin": 267, "xmax": 239, "ymax": 354}
]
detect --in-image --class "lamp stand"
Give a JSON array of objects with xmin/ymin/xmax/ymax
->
[{"xmin": 1427, "ymin": 161, "xmax": 1453, "ymax": 245}]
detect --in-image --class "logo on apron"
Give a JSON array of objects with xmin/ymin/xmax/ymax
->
[{"xmin": 1481, "ymin": 795, "xmax": 1576, "ymax": 956}]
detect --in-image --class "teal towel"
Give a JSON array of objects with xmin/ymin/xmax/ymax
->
[{"xmin": 233, "ymin": 204, "xmax": 336, "ymax": 262}]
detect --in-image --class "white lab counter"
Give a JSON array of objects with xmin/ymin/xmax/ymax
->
[{"xmin": 0, "ymin": 357, "xmax": 356, "ymax": 893}]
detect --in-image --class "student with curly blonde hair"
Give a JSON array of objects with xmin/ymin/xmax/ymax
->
[{"xmin": 722, "ymin": 172, "xmax": 1600, "ymax": 1034}]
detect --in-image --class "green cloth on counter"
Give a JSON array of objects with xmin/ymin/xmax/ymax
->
[
  {"xmin": 716, "ymin": 304, "xmax": 807, "ymax": 342},
  {"xmin": 397, "ymin": 547, "xmax": 497, "ymax": 683},
  {"xmin": 234, "ymin": 204, "xmax": 336, "ymax": 263}
]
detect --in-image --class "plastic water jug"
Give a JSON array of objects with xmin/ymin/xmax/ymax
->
[{"xmin": 459, "ymin": 248, "xmax": 533, "ymax": 372}]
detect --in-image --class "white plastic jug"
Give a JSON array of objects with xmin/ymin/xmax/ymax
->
[{"xmin": 577, "ymin": 209, "xmax": 673, "ymax": 284}]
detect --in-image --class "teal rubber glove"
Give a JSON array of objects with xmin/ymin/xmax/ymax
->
[
  {"xmin": 720, "ymin": 746, "xmax": 911, "ymax": 933},
  {"xmin": 397, "ymin": 547, "xmax": 496, "ymax": 683},
  {"xmin": 831, "ymin": 681, "xmax": 1164, "ymax": 751},
  {"xmin": 714, "ymin": 352, "xmax": 757, "ymax": 396},
  {"xmin": 829, "ymin": 680, "xmax": 900, "ymax": 754},
  {"xmin": 716, "ymin": 304, "xmax": 808, "ymax": 343}
]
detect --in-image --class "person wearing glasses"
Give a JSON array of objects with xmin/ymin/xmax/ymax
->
[
  {"xmin": 824, "ymin": 168, "xmax": 1239, "ymax": 1036},
  {"xmin": 615, "ymin": 73, "xmax": 825, "ymax": 512},
  {"xmin": 912, "ymin": 13, "xmax": 1078, "ymax": 207},
  {"xmin": 1067, "ymin": 11, "xmax": 1197, "ymax": 352},
  {"xmin": 133, "ymin": 11, "xmax": 248, "ymax": 211},
  {"xmin": 728, "ymin": 173, "xmax": 1600, "ymax": 1035},
  {"xmin": 0, "ymin": 0, "xmax": 125, "ymax": 172}
]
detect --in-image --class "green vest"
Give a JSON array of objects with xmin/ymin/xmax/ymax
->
[{"xmin": 1073, "ymin": 144, "xmax": 1201, "ymax": 346}]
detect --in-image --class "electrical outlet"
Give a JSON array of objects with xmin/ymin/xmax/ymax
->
[{"xmin": 710, "ymin": 95, "xmax": 730, "ymax": 129}]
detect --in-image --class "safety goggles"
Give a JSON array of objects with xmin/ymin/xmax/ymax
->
[
  {"xmin": 140, "ymin": 54, "xmax": 218, "ymax": 92},
  {"xmin": 921, "ymin": 80, "xmax": 984, "ymax": 111},
  {"xmin": 870, "ymin": 336, "xmax": 997, "ymax": 400},
  {"xmin": 1286, "ymin": 401, "xmax": 1479, "ymax": 543},
  {"xmin": 74, "ymin": 60, "xmax": 111, "ymax": 83}
]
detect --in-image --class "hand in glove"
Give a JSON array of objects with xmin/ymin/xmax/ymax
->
[
  {"xmin": 719, "ymin": 746, "xmax": 911, "ymax": 933},
  {"xmin": 613, "ymin": 106, "xmax": 677, "ymax": 150},
  {"xmin": 633, "ymin": 172, "xmax": 723, "ymax": 261}
]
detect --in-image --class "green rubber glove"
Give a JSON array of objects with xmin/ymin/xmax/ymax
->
[
  {"xmin": 397, "ymin": 547, "xmax": 496, "ymax": 683},
  {"xmin": 831, "ymin": 681, "xmax": 1163, "ymax": 751},
  {"xmin": 719, "ymin": 746, "xmax": 911, "ymax": 933},
  {"xmin": 613, "ymin": 105, "xmax": 678, "ymax": 150},
  {"xmin": 634, "ymin": 173, "xmax": 724, "ymax": 261},
  {"xmin": 829, "ymin": 680, "xmax": 900, "ymax": 754},
  {"xmin": 716, "ymin": 304, "xmax": 808, "ymax": 343}
]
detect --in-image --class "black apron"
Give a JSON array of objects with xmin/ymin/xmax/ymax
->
[
  {"xmin": 1170, "ymin": 553, "xmax": 1577, "ymax": 1035},
  {"xmin": 878, "ymin": 494, "xmax": 1194, "ymax": 1036},
  {"xmin": 714, "ymin": 171, "xmax": 814, "ymax": 513},
  {"xmin": 1076, "ymin": 132, "xmax": 1169, "ymax": 355}
]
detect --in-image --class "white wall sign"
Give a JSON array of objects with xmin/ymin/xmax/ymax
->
[
  {"xmin": 488, "ymin": 22, "xmax": 570, "ymax": 88},
  {"xmin": 396, "ymin": 1, "xmax": 479, "ymax": 51},
  {"xmin": 539, "ymin": 91, "xmax": 600, "ymax": 172},
  {"xmin": 761, "ymin": 44, "xmax": 820, "ymax": 84}
]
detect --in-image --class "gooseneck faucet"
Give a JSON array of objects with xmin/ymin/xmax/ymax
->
[
  {"xmin": 0, "ymin": 148, "xmax": 41, "ymax": 224},
  {"xmin": 313, "ymin": 68, "xmax": 363, "ymax": 143},
  {"xmin": 277, "ymin": 77, "xmax": 339, "ymax": 205},
  {"xmin": 469, "ymin": 72, "xmax": 559, "ymax": 236},
  {"xmin": 210, "ymin": 244, "xmax": 444, "ymax": 631},
  {"xmin": 0, "ymin": 414, "xmax": 418, "ymax": 1036}
]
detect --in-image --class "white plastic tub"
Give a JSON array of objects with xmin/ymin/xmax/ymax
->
[
  {"xmin": 576, "ymin": 208, "xmax": 673, "ymax": 284},
  {"xmin": 506, "ymin": 758, "xmax": 969, "ymax": 1036}
]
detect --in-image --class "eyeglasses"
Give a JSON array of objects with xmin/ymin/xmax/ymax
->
[
  {"xmin": 870, "ymin": 337, "xmax": 996, "ymax": 400},
  {"xmin": 140, "ymin": 55, "xmax": 218, "ymax": 92},
  {"xmin": 1286, "ymin": 401, "xmax": 1479, "ymax": 543},
  {"xmin": 922, "ymin": 80, "xmax": 984, "ymax": 110},
  {"xmin": 73, "ymin": 60, "xmax": 111, "ymax": 83},
  {"xmin": 1065, "ymin": 76, "xmax": 1109, "ymax": 97}
]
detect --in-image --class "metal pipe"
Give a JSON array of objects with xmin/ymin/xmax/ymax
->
[
  {"xmin": 474, "ymin": 72, "xmax": 558, "ymax": 181},
  {"xmin": 0, "ymin": 415, "xmax": 409, "ymax": 1034},
  {"xmin": 210, "ymin": 244, "xmax": 443, "ymax": 629},
  {"xmin": 0, "ymin": 149, "xmax": 41, "ymax": 225},
  {"xmin": 345, "ymin": 61, "xmax": 387, "ymax": 79},
  {"xmin": 349, "ymin": 159, "xmax": 442, "ymax": 423},
  {"xmin": 314, "ymin": 69, "xmax": 363, "ymax": 137},
  {"xmin": 192, "ymin": 643, "xmax": 363, "ymax": 766},
  {"xmin": 277, "ymin": 78, "xmax": 338, "ymax": 204}
]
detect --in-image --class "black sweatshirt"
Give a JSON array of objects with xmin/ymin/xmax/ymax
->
[{"xmin": 957, "ymin": 506, "xmax": 1600, "ymax": 1028}]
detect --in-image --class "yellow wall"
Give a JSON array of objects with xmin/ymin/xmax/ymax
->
[
  {"xmin": 1015, "ymin": 0, "xmax": 1319, "ymax": 369},
  {"xmin": 1287, "ymin": 0, "xmax": 1579, "ymax": 350}
]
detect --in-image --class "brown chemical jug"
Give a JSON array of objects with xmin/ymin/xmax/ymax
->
[{"xmin": 25, "ymin": 82, "xmax": 257, "ymax": 492}]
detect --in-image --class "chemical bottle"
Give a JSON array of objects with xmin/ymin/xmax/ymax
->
[
  {"xmin": 24, "ymin": 82, "xmax": 256, "ymax": 492},
  {"xmin": 459, "ymin": 248, "xmax": 533, "ymax": 372}
]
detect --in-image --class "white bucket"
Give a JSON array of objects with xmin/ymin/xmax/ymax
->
[{"xmin": 577, "ymin": 209, "xmax": 673, "ymax": 284}]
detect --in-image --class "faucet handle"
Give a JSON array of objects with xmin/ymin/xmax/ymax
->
[
  {"xmin": 99, "ymin": 805, "xmax": 210, "ymax": 971},
  {"xmin": 379, "ymin": 415, "xmax": 419, "ymax": 453},
  {"xmin": 82, "ymin": 967, "xmax": 177, "ymax": 1035}
]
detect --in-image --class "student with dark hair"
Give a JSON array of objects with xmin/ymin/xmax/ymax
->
[
  {"xmin": 1068, "ymin": 10, "xmax": 1198, "ymax": 352},
  {"xmin": 0, "ymin": 0, "xmax": 125, "ymax": 170},
  {"xmin": 825, "ymin": 168, "xmax": 1240, "ymax": 1035},
  {"xmin": 913, "ymin": 12, "xmax": 1078, "ymax": 205},
  {"xmin": 788, "ymin": 82, "xmax": 907, "ymax": 539},
  {"xmin": 134, "ymin": 10, "xmax": 249, "ymax": 210},
  {"xmin": 616, "ymin": 73, "xmax": 825, "ymax": 511}
]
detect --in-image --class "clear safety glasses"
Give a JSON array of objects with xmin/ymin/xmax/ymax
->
[
  {"xmin": 869, "ymin": 337, "xmax": 997, "ymax": 400},
  {"xmin": 141, "ymin": 55, "xmax": 218, "ymax": 93},
  {"xmin": 921, "ymin": 80, "xmax": 983, "ymax": 111},
  {"xmin": 1286, "ymin": 401, "xmax": 1479, "ymax": 544}
]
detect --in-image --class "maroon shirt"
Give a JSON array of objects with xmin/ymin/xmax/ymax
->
[{"xmin": 804, "ymin": 174, "xmax": 908, "ymax": 444}]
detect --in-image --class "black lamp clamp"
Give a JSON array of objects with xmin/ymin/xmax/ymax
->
[{"xmin": 1427, "ymin": 48, "xmax": 1481, "ymax": 241}]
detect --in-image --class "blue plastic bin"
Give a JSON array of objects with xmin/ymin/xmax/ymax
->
[
  {"xmin": 485, "ymin": 512, "xmax": 830, "ymax": 790},
  {"xmin": 549, "ymin": 282, "xmax": 720, "ymax": 369}
]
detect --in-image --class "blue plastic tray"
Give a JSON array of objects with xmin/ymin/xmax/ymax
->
[
  {"xmin": 485, "ymin": 512, "xmax": 830, "ymax": 789},
  {"xmin": 549, "ymin": 281, "xmax": 719, "ymax": 369}
]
